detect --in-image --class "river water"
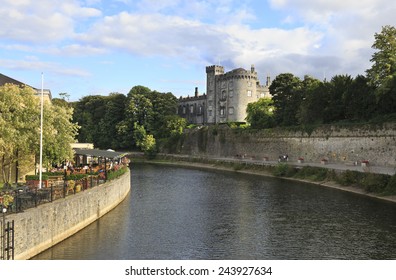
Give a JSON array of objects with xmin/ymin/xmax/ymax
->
[{"xmin": 33, "ymin": 163, "xmax": 396, "ymax": 260}]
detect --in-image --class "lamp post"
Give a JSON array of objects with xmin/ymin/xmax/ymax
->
[
  {"xmin": 1, "ymin": 207, "xmax": 6, "ymax": 260},
  {"xmin": 38, "ymin": 73, "xmax": 44, "ymax": 189}
]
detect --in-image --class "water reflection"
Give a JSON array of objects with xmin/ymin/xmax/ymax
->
[{"xmin": 33, "ymin": 163, "xmax": 396, "ymax": 259}]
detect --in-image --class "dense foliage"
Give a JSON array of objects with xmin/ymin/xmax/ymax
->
[
  {"xmin": 72, "ymin": 86, "xmax": 187, "ymax": 155},
  {"xmin": 0, "ymin": 84, "xmax": 78, "ymax": 184},
  {"xmin": 246, "ymin": 25, "xmax": 396, "ymax": 129}
]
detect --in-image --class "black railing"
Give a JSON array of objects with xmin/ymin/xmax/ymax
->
[{"xmin": 0, "ymin": 165, "xmax": 128, "ymax": 214}]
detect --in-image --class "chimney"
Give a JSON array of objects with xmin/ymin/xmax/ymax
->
[
  {"xmin": 195, "ymin": 87, "xmax": 198, "ymax": 97},
  {"xmin": 251, "ymin": 64, "xmax": 255, "ymax": 73}
]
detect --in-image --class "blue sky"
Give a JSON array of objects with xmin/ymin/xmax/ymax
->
[{"xmin": 1, "ymin": 0, "xmax": 395, "ymax": 101}]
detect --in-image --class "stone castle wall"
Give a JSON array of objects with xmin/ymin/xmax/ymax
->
[
  {"xmin": 8, "ymin": 169, "xmax": 131, "ymax": 260},
  {"xmin": 171, "ymin": 123, "xmax": 396, "ymax": 167}
]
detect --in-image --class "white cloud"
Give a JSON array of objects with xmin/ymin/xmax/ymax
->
[
  {"xmin": 0, "ymin": 0, "xmax": 101, "ymax": 43},
  {"xmin": 0, "ymin": 57, "xmax": 91, "ymax": 77}
]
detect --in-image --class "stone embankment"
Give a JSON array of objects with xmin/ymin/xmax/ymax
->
[
  {"xmin": 169, "ymin": 123, "xmax": 396, "ymax": 167},
  {"xmin": 7, "ymin": 169, "xmax": 130, "ymax": 260}
]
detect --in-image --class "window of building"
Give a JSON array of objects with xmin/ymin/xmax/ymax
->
[
  {"xmin": 248, "ymin": 81, "xmax": 252, "ymax": 87},
  {"xmin": 190, "ymin": 105, "xmax": 194, "ymax": 113},
  {"xmin": 229, "ymin": 81, "xmax": 233, "ymax": 89},
  {"xmin": 183, "ymin": 106, "xmax": 186, "ymax": 114},
  {"xmin": 220, "ymin": 107, "xmax": 225, "ymax": 116},
  {"xmin": 198, "ymin": 105, "xmax": 203, "ymax": 114},
  {"xmin": 221, "ymin": 90, "xmax": 226, "ymax": 100},
  {"xmin": 229, "ymin": 90, "xmax": 233, "ymax": 97},
  {"xmin": 228, "ymin": 107, "xmax": 234, "ymax": 115},
  {"xmin": 208, "ymin": 110, "xmax": 212, "ymax": 117},
  {"xmin": 221, "ymin": 81, "xmax": 226, "ymax": 88},
  {"xmin": 247, "ymin": 90, "xmax": 252, "ymax": 97}
]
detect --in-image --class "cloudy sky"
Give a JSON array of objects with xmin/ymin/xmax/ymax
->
[{"xmin": 0, "ymin": 0, "xmax": 395, "ymax": 101}]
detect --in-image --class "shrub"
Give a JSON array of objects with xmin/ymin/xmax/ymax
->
[
  {"xmin": 335, "ymin": 170, "xmax": 363, "ymax": 186},
  {"xmin": 361, "ymin": 173, "xmax": 390, "ymax": 193},
  {"xmin": 273, "ymin": 163, "xmax": 296, "ymax": 177},
  {"xmin": 384, "ymin": 174, "xmax": 396, "ymax": 195},
  {"xmin": 25, "ymin": 174, "xmax": 49, "ymax": 181},
  {"xmin": 294, "ymin": 166, "xmax": 329, "ymax": 181},
  {"xmin": 66, "ymin": 174, "xmax": 88, "ymax": 180},
  {"xmin": 107, "ymin": 166, "xmax": 128, "ymax": 181}
]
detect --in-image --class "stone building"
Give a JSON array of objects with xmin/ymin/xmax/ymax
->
[
  {"xmin": 177, "ymin": 87, "xmax": 206, "ymax": 124},
  {"xmin": 178, "ymin": 65, "xmax": 271, "ymax": 124},
  {"xmin": 0, "ymin": 73, "xmax": 52, "ymax": 103}
]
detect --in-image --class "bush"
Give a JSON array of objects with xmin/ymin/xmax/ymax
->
[
  {"xmin": 294, "ymin": 166, "xmax": 329, "ymax": 181},
  {"xmin": 335, "ymin": 170, "xmax": 363, "ymax": 186},
  {"xmin": 66, "ymin": 174, "xmax": 88, "ymax": 180},
  {"xmin": 361, "ymin": 173, "xmax": 390, "ymax": 193},
  {"xmin": 107, "ymin": 166, "xmax": 128, "ymax": 181},
  {"xmin": 25, "ymin": 174, "xmax": 49, "ymax": 181},
  {"xmin": 384, "ymin": 174, "xmax": 396, "ymax": 195},
  {"xmin": 273, "ymin": 163, "xmax": 296, "ymax": 177}
]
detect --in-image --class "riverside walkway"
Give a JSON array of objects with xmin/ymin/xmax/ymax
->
[{"xmin": 156, "ymin": 153, "xmax": 396, "ymax": 176}]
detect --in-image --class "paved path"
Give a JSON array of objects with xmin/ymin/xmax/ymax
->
[{"xmin": 157, "ymin": 153, "xmax": 396, "ymax": 176}]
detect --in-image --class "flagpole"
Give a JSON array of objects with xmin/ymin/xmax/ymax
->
[{"xmin": 39, "ymin": 73, "xmax": 44, "ymax": 189}]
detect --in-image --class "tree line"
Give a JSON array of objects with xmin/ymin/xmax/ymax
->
[
  {"xmin": 71, "ymin": 85, "xmax": 186, "ymax": 155},
  {"xmin": 246, "ymin": 25, "xmax": 396, "ymax": 129}
]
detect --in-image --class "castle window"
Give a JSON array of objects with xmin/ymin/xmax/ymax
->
[
  {"xmin": 221, "ymin": 81, "xmax": 226, "ymax": 88},
  {"xmin": 208, "ymin": 110, "xmax": 212, "ymax": 117},
  {"xmin": 198, "ymin": 105, "xmax": 203, "ymax": 115},
  {"xmin": 190, "ymin": 105, "xmax": 194, "ymax": 113},
  {"xmin": 248, "ymin": 81, "xmax": 252, "ymax": 87},
  {"xmin": 229, "ymin": 90, "xmax": 233, "ymax": 97},
  {"xmin": 220, "ymin": 107, "xmax": 225, "ymax": 116},
  {"xmin": 229, "ymin": 81, "xmax": 233, "ymax": 89},
  {"xmin": 228, "ymin": 107, "xmax": 234, "ymax": 115},
  {"xmin": 221, "ymin": 90, "xmax": 226, "ymax": 100},
  {"xmin": 183, "ymin": 106, "xmax": 186, "ymax": 114},
  {"xmin": 260, "ymin": 92, "xmax": 265, "ymax": 98},
  {"xmin": 247, "ymin": 90, "xmax": 252, "ymax": 97}
]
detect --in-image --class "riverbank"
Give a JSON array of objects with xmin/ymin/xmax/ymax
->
[{"xmin": 133, "ymin": 154, "xmax": 396, "ymax": 204}]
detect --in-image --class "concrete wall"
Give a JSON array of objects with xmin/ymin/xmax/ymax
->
[
  {"xmin": 7, "ymin": 169, "xmax": 130, "ymax": 260},
  {"xmin": 172, "ymin": 123, "xmax": 396, "ymax": 167}
]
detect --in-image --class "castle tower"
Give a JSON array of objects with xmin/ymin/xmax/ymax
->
[{"xmin": 206, "ymin": 65, "xmax": 224, "ymax": 124}]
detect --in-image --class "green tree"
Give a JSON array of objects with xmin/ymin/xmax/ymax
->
[
  {"xmin": 0, "ymin": 84, "xmax": 39, "ymax": 184},
  {"xmin": 366, "ymin": 25, "xmax": 396, "ymax": 115},
  {"xmin": 324, "ymin": 75, "xmax": 353, "ymax": 123},
  {"xmin": 97, "ymin": 93, "xmax": 127, "ymax": 149},
  {"xmin": 298, "ymin": 77, "xmax": 327, "ymax": 125},
  {"xmin": 270, "ymin": 73, "xmax": 302, "ymax": 126},
  {"xmin": 42, "ymin": 102, "xmax": 79, "ymax": 166},
  {"xmin": 133, "ymin": 122, "xmax": 156, "ymax": 157},
  {"xmin": 245, "ymin": 98, "xmax": 275, "ymax": 129},
  {"xmin": 344, "ymin": 75, "xmax": 376, "ymax": 121},
  {"xmin": 72, "ymin": 95, "xmax": 107, "ymax": 147}
]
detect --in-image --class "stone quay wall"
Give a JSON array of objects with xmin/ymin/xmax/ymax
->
[
  {"xmin": 172, "ymin": 123, "xmax": 396, "ymax": 167},
  {"xmin": 8, "ymin": 169, "xmax": 131, "ymax": 260}
]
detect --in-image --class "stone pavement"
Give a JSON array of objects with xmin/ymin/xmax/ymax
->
[
  {"xmin": 214, "ymin": 156, "xmax": 396, "ymax": 175},
  {"xmin": 157, "ymin": 153, "xmax": 396, "ymax": 176}
]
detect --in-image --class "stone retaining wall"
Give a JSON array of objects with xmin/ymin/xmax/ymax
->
[
  {"xmin": 172, "ymin": 123, "xmax": 396, "ymax": 167},
  {"xmin": 7, "ymin": 169, "xmax": 130, "ymax": 260}
]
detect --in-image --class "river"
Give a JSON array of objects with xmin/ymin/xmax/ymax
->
[{"xmin": 33, "ymin": 162, "xmax": 396, "ymax": 259}]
